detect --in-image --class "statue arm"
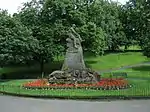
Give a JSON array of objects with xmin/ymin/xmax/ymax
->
[
  {"xmin": 68, "ymin": 29, "xmax": 78, "ymax": 48},
  {"xmin": 77, "ymin": 33, "xmax": 83, "ymax": 42},
  {"xmin": 70, "ymin": 27, "xmax": 83, "ymax": 42}
]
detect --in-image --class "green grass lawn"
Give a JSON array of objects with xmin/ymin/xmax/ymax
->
[
  {"xmin": 109, "ymin": 65, "xmax": 150, "ymax": 79},
  {"xmin": 0, "ymin": 79, "xmax": 33, "ymax": 86},
  {"xmin": 0, "ymin": 79, "xmax": 150, "ymax": 97},
  {"xmin": 102, "ymin": 72, "xmax": 150, "ymax": 79},
  {"xmin": 0, "ymin": 47, "xmax": 150, "ymax": 98},
  {"xmin": 85, "ymin": 52, "xmax": 149, "ymax": 70},
  {"xmin": 0, "ymin": 52, "xmax": 149, "ymax": 79}
]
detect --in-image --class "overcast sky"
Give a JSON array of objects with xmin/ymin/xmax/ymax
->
[{"xmin": 0, "ymin": 0, "xmax": 129, "ymax": 14}]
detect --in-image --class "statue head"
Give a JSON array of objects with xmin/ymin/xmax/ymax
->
[
  {"xmin": 72, "ymin": 24, "xmax": 76, "ymax": 28},
  {"xmin": 66, "ymin": 38, "xmax": 74, "ymax": 49}
]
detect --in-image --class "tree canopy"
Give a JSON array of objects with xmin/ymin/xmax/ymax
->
[
  {"xmin": 0, "ymin": 9, "xmax": 39, "ymax": 66},
  {"xmin": 1, "ymin": 0, "xmax": 150, "ymax": 72},
  {"xmin": 121, "ymin": 0, "xmax": 150, "ymax": 56}
]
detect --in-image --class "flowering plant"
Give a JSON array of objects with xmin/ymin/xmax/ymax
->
[{"xmin": 23, "ymin": 78, "xmax": 129, "ymax": 90}]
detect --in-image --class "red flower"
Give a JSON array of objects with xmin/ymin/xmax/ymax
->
[{"xmin": 23, "ymin": 78, "xmax": 129, "ymax": 90}]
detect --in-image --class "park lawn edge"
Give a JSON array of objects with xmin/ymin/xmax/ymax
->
[
  {"xmin": 0, "ymin": 79, "xmax": 150, "ymax": 100},
  {"xmin": 1, "ymin": 91, "xmax": 150, "ymax": 100}
]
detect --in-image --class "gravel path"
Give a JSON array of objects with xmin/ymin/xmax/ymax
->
[{"xmin": 0, "ymin": 95, "xmax": 150, "ymax": 112}]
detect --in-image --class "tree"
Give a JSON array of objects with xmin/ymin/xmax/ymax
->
[
  {"xmin": 86, "ymin": 0, "xmax": 126, "ymax": 51},
  {"xmin": 120, "ymin": 0, "xmax": 140, "ymax": 49},
  {"xmin": 15, "ymin": 0, "xmax": 62, "ymax": 74},
  {"xmin": 78, "ymin": 22, "xmax": 105, "ymax": 55},
  {"xmin": 0, "ymin": 10, "xmax": 39, "ymax": 67},
  {"xmin": 123, "ymin": 0, "xmax": 150, "ymax": 55},
  {"xmin": 16, "ymin": 0, "xmax": 128, "ymax": 60}
]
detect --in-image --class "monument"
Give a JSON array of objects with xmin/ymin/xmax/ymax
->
[
  {"xmin": 62, "ymin": 24, "xmax": 86, "ymax": 70},
  {"xmin": 48, "ymin": 24, "xmax": 100, "ymax": 84}
]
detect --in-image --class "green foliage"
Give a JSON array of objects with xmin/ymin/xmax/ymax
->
[
  {"xmin": 0, "ymin": 10, "xmax": 39, "ymax": 66},
  {"xmin": 120, "ymin": 3, "xmax": 136, "ymax": 48},
  {"xmin": 78, "ymin": 22, "xmax": 105, "ymax": 55},
  {"xmin": 142, "ymin": 39, "xmax": 150, "ymax": 57},
  {"xmin": 122, "ymin": 0, "xmax": 150, "ymax": 55},
  {"xmin": 87, "ymin": 1, "xmax": 126, "ymax": 51},
  {"xmin": 16, "ymin": 0, "xmax": 130, "ymax": 56},
  {"xmin": 15, "ymin": 0, "xmax": 64, "ymax": 73},
  {"xmin": 2, "ymin": 0, "xmax": 150, "ymax": 70}
]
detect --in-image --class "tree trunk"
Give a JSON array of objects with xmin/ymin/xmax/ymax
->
[
  {"xmin": 125, "ymin": 45, "xmax": 128, "ymax": 50},
  {"xmin": 110, "ymin": 46, "xmax": 115, "ymax": 51},
  {"xmin": 40, "ymin": 59, "xmax": 44, "ymax": 76},
  {"xmin": 108, "ymin": 46, "xmax": 112, "ymax": 51},
  {"xmin": 57, "ymin": 54, "xmax": 60, "ymax": 62}
]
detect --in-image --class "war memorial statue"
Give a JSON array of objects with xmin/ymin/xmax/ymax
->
[
  {"xmin": 48, "ymin": 24, "xmax": 100, "ymax": 84},
  {"xmin": 62, "ymin": 24, "xmax": 86, "ymax": 70}
]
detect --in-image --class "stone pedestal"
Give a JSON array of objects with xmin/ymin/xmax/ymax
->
[{"xmin": 62, "ymin": 48, "xmax": 86, "ymax": 70}]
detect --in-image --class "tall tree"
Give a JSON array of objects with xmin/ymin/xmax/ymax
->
[
  {"xmin": 16, "ymin": 0, "xmax": 127, "ymax": 59},
  {"xmin": 15, "ymin": 0, "xmax": 57, "ymax": 73},
  {"xmin": 0, "ymin": 10, "xmax": 39, "ymax": 67},
  {"xmin": 38, "ymin": 0, "xmax": 105, "ymax": 54},
  {"xmin": 78, "ymin": 22, "xmax": 105, "ymax": 55},
  {"xmin": 87, "ymin": 0, "xmax": 126, "ymax": 51},
  {"xmin": 123, "ymin": 0, "xmax": 150, "ymax": 55}
]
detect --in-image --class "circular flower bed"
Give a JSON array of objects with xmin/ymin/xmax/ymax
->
[{"xmin": 23, "ymin": 78, "xmax": 130, "ymax": 90}]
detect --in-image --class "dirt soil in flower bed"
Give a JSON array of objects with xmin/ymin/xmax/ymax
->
[{"xmin": 23, "ymin": 78, "xmax": 130, "ymax": 90}]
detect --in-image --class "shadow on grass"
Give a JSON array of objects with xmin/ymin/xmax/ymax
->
[
  {"xmin": 0, "ymin": 79, "xmax": 11, "ymax": 83},
  {"xmin": 0, "ymin": 61, "xmax": 63, "ymax": 80},
  {"xmin": 44, "ymin": 60, "xmax": 63, "ymax": 73},
  {"xmin": 141, "ymin": 60, "xmax": 150, "ymax": 64},
  {"xmin": 85, "ymin": 60, "xmax": 98, "ymax": 69},
  {"xmin": 85, "ymin": 60, "xmax": 97, "ymax": 64},
  {"xmin": 132, "ymin": 65, "xmax": 150, "ymax": 72},
  {"xmin": 83, "ymin": 52, "xmax": 96, "ymax": 58},
  {"xmin": 103, "ymin": 50, "xmax": 142, "ymax": 56}
]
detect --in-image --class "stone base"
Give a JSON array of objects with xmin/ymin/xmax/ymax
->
[
  {"xmin": 62, "ymin": 48, "xmax": 86, "ymax": 71},
  {"xmin": 48, "ymin": 68, "xmax": 101, "ymax": 84}
]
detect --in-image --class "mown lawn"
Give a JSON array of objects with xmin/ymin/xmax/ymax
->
[
  {"xmin": 0, "ymin": 51, "xmax": 150, "ymax": 98},
  {"xmin": 0, "ymin": 52, "xmax": 149, "ymax": 79},
  {"xmin": 85, "ymin": 52, "xmax": 149, "ymax": 70},
  {"xmin": 0, "ymin": 79, "xmax": 150, "ymax": 97},
  {"xmin": 109, "ymin": 65, "xmax": 150, "ymax": 79},
  {"xmin": 102, "ymin": 72, "xmax": 150, "ymax": 79}
]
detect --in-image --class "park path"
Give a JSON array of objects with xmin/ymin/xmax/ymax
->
[
  {"xmin": 98, "ymin": 61, "xmax": 150, "ymax": 73},
  {"xmin": 0, "ymin": 95, "xmax": 150, "ymax": 112}
]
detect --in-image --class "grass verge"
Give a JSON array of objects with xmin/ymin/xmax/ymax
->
[
  {"xmin": 101, "ymin": 72, "xmax": 150, "ymax": 79},
  {"xmin": 85, "ymin": 52, "xmax": 149, "ymax": 70},
  {"xmin": 0, "ymin": 79, "xmax": 150, "ymax": 98}
]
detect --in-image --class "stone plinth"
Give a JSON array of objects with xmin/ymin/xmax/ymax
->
[{"xmin": 62, "ymin": 49, "xmax": 86, "ymax": 70}]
